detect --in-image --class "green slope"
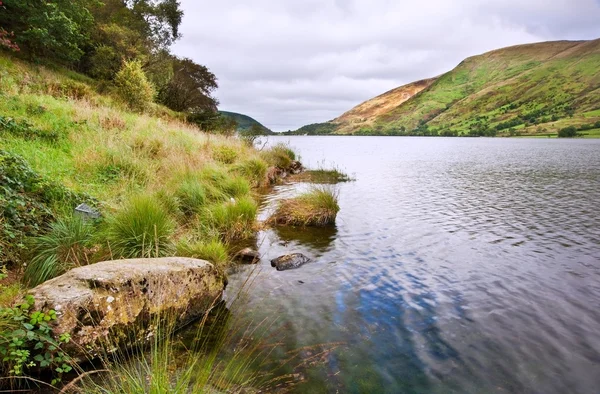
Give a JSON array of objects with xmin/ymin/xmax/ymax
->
[
  {"xmin": 294, "ymin": 39, "xmax": 600, "ymax": 137},
  {"xmin": 219, "ymin": 111, "xmax": 273, "ymax": 134}
]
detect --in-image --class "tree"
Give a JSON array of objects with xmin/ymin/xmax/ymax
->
[
  {"xmin": 557, "ymin": 126, "xmax": 578, "ymax": 138},
  {"xmin": 159, "ymin": 57, "xmax": 218, "ymax": 113},
  {"xmin": 0, "ymin": 0, "xmax": 95, "ymax": 63}
]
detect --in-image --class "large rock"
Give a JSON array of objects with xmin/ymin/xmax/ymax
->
[
  {"xmin": 29, "ymin": 257, "xmax": 226, "ymax": 361},
  {"xmin": 270, "ymin": 253, "xmax": 312, "ymax": 271}
]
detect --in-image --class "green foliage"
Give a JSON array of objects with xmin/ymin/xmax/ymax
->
[
  {"xmin": 103, "ymin": 195, "xmax": 175, "ymax": 258},
  {"xmin": 176, "ymin": 239, "xmax": 228, "ymax": 268},
  {"xmin": 114, "ymin": 60, "xmax": 155, "ymax": 112},
  {"xmin": 558, "ymin": 126, "xmax": 578, "ymax": 138},
  {"xmin": 0, "ymin": 295, "xmax": 72, "ymax": 384},
  {"xmin": 286, "ymin": 122, "xmax": 337, "ymax": 135},
  {"xmin": 232, "ymin": 158, "xmax": 268, "ymax": 188},
  {"xmin": 269, "ymin": 187, "xmax": 340, "ymax": 227},
  {"xmin": 262, "ymin": 143, "xmax": 296, "ymax": 169},
  {"xmin": 0, "ymin": 115, "xmax": 61, "ymax": 142},
  {"xmin": 24, "ymin": 216, "xmax": 96, "ymax": 287},
  {"xmin": 0, "ymin": 0, "xmax": 94, "ymax": 63},
  {"xmin": 88, "ymin": 44, "xmax": 121, "ymax": 80},
  {"xmin": 0, "ymin": 150, "xmax": 93, "ymax": 266},
  {"xmin": 159, "ymin": 57, "xmax": 218, "ymax": 114},
  {"xmin": 239, "ymin": 123, "xmax": 264, "ymax": 146}
]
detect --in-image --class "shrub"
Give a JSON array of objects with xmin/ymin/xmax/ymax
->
[
  {"xmin": 24, "ymin": 216, "xmax": 96, "ymax": 287},
  {"xmin": 176, "ymin": 239, "xmax": 228, "ymax": 268},
  {"xmin": 114, "ymin": 60, "xmax": 155, "ymax": 112},
  {"xmin": 558, "ymin": 126, "xmax": 578, "ymax": 138},
  {"xmin": 0, "ymin": 295, "xmax": 72, "ymax": 385},
  {"xmin": 232, "ymin": 158, "xmax": 268, "ymax": 188},
  {"xmin": 200, "ymin": 197, "xmax": 258, "ymax": 241},
  {"xmin": 0, "ymin": 151, "xmax": 94, "ymax": 266},
  {"xmin": 88, "ymin": 45, "xmax": 121, "ymax": 80},
  {"xmin": 261, "ymin": 143, "xmax": 296, "ymax": 169},
  {"xmin": 269, "ymin": 187, "xmax": 339, "ymax": 227},
  {"xmin": 212, "ymin": 145, "xmax": 238, "ymax": 164},
  {"xmin": 103, "ymin": 195, "xmax": 175, "ymax": 258}
]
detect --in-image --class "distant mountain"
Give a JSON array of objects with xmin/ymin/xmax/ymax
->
[
  {"xmin": 219, "ymin": 111, "xmax": 273, "ymax": 134},
  {"xmin": 291, "ymin": 39, "xmax": 600, "ymax": 137}
]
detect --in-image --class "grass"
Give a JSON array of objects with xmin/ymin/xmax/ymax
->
[
  {"xmin": 23, "ymin": 216, "xmax": 96, "ymax": 287},
  {"xmin": 102, "ymin": 195, "xmax": 176, "ymax": 259},
  {"xmin": 261, "ymin": 143, "xmax": 296, "ymax": 169},
  {"xmin": 0, "ymin": 51, "xmax": 291, "ymax": 280},
  {"xmin": 269, "ymin": 187, "xmax": 340, "ymax": 227},
  {"xmin": 199, "ymin": 197, "xmax": 259, "ymax": 242},
  {"xmin": 292, "ymin": 166, "xmax": 353, "ymax": 184},
  {"xmin": 176, "ymin": 239, "xmax": 229, "ymax": 269}
]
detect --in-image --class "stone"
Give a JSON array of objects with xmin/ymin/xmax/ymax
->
[
  {"xmin": 289, "ymin": 160, "xmax": 304, "ymax": 174},
  {"xmin": 236, "ymin": 247, "xmax": 260, "ymax": 264},
  {"xmin": 270, "ymin": 253, "xmax": 312, "ymax": 271},
  {"xmin": 29, "ymin": 257, "xmax": 226, "ymax": 361},
  {"xmin": 74, "ymin": 203, "xmax": 100, "ymax": 219}
]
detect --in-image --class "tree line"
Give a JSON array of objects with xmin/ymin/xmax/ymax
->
[{"xmin": 0, "ymin": 0, "xmax": 234, "ymax": 131}]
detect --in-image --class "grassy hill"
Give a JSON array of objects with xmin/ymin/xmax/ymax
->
[
  {"xmin": 0, "ymin": 53, "xmax": 296, "ymax": 281},
  {"xmin": 293, "ymin": 39, "xmax": 600, "ymax": 137},
  {"xmin": 219, "ymin": 111, "xmax": 273, "ymax": 134}
]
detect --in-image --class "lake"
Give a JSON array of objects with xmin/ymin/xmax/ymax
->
[{"xmin": 226, "ymin": 136, "xmax": 600, "ymax": 393}]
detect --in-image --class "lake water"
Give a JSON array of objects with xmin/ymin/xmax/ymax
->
[{"xmin": 226, "ymin": 136, "xmax": 600, "ymax": 393}]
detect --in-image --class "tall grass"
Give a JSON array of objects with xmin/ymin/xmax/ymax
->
[
  {"xmin": 232, "ymin": 158, "xmax": 268, "ymax": 188},
  {"xmin": 261, "ymin": 143, "xmax": 296, "ymax": 169},
  {"xmin": 103, "ymin": 195, "xmax": 175, "ymax": 258},
  {"xmin": 24, "ymin": 216, "xmax": 96, "ymax": 287},
  {"xmin": 269, "ymin": 186, "xmax": 340, "ymax": 227},
  {"xmin": 199, "ymin": 197, "xmax": 258, "ymax": 241},
  {"xmin": 176, "ymin": 239, "xmax": 229, "ymax": 269}
]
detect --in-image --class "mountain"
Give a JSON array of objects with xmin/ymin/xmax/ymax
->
[
  {"xmin": 219, "ymin": 111, "xmax": 273, "ymax": 134},
  {"xmin": 292, "ymin": 39, "xmax": 600, "ymax": 137}
]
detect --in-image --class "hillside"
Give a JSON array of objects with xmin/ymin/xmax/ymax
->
[
  {"xmin": 219, "ymin": 111, "xmax": 273, "ymax": 134},
  {"xmin": 293, "ymin": 39, "xmax": 600, "ymax": 137}
]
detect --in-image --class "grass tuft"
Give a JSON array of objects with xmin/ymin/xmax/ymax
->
[
  {"xmin": 24, "ymin": 216, "xmax": 96, "ymax": 287},
  {"xmin": 232, "ymin": 158, "xmax": 268, "ymax": 187},
  {"xmin": 199, "ymin": 197, "xmax": 258, "ymax": 241},
  {"xmin": 176, "ymin": 238, "xmax": 229, "ymax": 269},
  {"xmin": 261, "ymin": 143, "xmax": 296, "ymax": 169},
  {"xmin": 269, "ymin": 186, "xmax": 340, "ymax": 227},
  {"xmin": 103, "ymin": 195, "xmax": 175, "ymax": 259}
]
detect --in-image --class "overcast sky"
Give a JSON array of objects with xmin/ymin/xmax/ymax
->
[{"xmin": 173, "ymin": 0, "xmax": 600, "ymax": 131}]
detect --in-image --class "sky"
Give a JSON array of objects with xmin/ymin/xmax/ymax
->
[{"xmin": 173, "ymin": 0, "xmax": 600, "ymax": 132}]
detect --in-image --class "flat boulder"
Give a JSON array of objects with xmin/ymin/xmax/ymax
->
[
  {"xmin": 270, "ymin": 253, "xmax": 312, "ymax": 271},
  {"xmin": 29, "ymin": 257, "xmax": 226, "ymax": 361}
]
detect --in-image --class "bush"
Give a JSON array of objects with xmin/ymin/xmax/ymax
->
[
  {"xmin": 88, "ymin": 45, "xmax": 121, "ymax": 80},
  {"xmin": 269, "ymin": 187, "xmax": 339, "ymax": 227},
  {"xmin": 0, "ymin": 295, "xmax": 72, "ymax": 386},
  {"xmin": 558, "ymin": 126, "xmax": 578, "ymax": 138},
  {"xmin": 24, "ymin": 216, "xmax": 96, "ymax": 287},
  {"xmin": 0, "ymin": 151, "xmax": 94, "ymax": 266},
  {"xmin": 103, "ymin": 195, "xmax": 175, "ymax": 258},
  {"xmin": 114, "ymin": 60, "xmax": 155, "ymax": 112},
  {"xmin": 176, "ymin": 239, "xmax": 228, "ymax": 268},
  {"xmin": 232, "ymin": 158, "xmax": 268, "ymax": 188}
]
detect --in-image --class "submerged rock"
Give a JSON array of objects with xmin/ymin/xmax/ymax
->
[
  {"xmin": 270, "ymin": 253, "xmax": 312, "ymax": 271},
  {"xmin": 29, "ymin": 257, "xmax": 226, "ymax": 361},
  {"xmin": 236, "ymin": 247, "xmax": 260, "ymax": 264}
]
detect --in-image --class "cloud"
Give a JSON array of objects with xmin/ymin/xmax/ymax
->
[{"xmin": 172, "ymin": 0, "xmax": 600, "ymax": 131}]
